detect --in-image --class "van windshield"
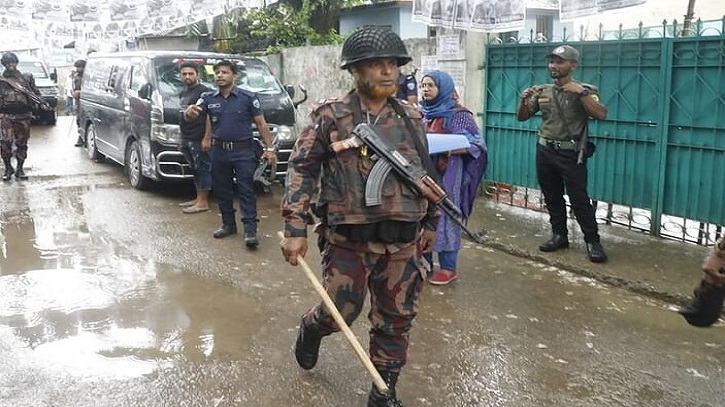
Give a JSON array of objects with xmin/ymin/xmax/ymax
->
[
  {"xmin": 0, "ymin": 61, "xmax": 49, "ymax": 78},
  {"xmin": 154, "ymin": 56, "xmax": 283, "ymax": 98}
]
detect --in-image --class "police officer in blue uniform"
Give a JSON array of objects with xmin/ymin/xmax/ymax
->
[
  {"xmin": 184, "ymin": 60, "xmax": 276, "ymax": 248},
  {"xmin": 396, "ymin": 68, "xmax": 418, "ymax": 105}
]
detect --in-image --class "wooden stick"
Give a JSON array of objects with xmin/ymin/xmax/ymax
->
[{"xmin": 277, "ymin": 231, "xmax": 389, "ymax": 394}]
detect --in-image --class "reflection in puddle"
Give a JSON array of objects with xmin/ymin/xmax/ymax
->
[{"xmin": 0, "ymin": 258, "xmax": 260, "ymax": 378}]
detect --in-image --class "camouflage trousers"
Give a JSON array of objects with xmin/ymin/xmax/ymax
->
[
  {"xmin": 301, "ymin": 242, "xmax": 424, "ymax": 372},
  {"xmin": 0, "ymin": 114, "xmax": 31, "ymax": 160}
]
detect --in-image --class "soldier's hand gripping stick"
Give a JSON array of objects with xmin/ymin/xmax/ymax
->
[
  {"xmin": 679, "ymin": 237, "xmax": 725, "ymax": 327},
  {"xmin": 331, "ymin": 123, "xmax": 485, "ymax": 244}
]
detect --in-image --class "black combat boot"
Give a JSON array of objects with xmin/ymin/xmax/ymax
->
[
  {"xmin": 294, "ymin": 318, "xmax": 323, "ymax": 370},
  {"xmin": 679, "ymin": 280, "xmax": 725, "ymax": 327},
  {"xmin": 2, "ymin": 158, "xmax": 14, "ymax": 181},
  {"xmin": 539, "ymin": 234, "xmax": 569, "ymax": 252},
  {"xmin": 368, "ymin": 370, "xmax": 405, "ymax": 407},
  {"xmin": 14, "ymin": 158, "xmax": 28, "ymax": 180}
]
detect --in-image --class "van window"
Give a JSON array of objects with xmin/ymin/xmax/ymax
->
[
  {"xmin": 130, "ymin": 66, "xmax": 149, "ymax": 93},
  {"xmin": 153, "ymin": 57, "xmax": 283, "ymax": 98}
]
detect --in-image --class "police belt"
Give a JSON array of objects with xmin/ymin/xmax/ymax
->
[
  {"xmin": 333, "ymin": 220, "xmax": 419, "ymax": 244},
  {"xmin": 212, "ymin": 139, "xmax": 254, "ymax": 151},
  {"xmin": 538, "ymin": 137, "xmax": 577, "ymax": 150}
]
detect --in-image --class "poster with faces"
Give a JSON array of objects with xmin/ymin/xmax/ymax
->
[
  {"xmin": 110, "ymin": 0, "xmax": 147, "ymax": 22},
  {"xmin": 32, "ymin": 0, "xmax": 68, "ymax": 22},
  {"xmin": 69, "ymin": 0, "xmax": 102, "ymax": 22}
]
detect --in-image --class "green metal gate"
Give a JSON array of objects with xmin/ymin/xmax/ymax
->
[{"xmin": 483, "ymin": 19, "xmax": 725, "ymax": 244}]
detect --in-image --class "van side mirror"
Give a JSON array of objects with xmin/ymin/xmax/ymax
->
[
  {"xmin": 293, "ymin": 84, "xmax": 308, "ymax": 109},
  {"xmin": 139, "ymin": 83, "xmax": 153, "ymax": 100},
  {"xmin": 285, "ymin": 84, "xmax": 295, "ymax": 99},
  {"xmin": 50, "ymin": 69, "xmax": 57, "ymax": 82}
]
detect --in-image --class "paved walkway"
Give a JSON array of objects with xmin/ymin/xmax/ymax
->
[{"xmin": 467, "ymin": 199, "xmax": 709, "ymax": 305}]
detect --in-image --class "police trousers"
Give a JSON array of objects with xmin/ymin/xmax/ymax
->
[
  {"xmin": 210, "ymin": 145, "xmax": 258, "ymax": 233},
  {"xmin": 301, "ymin": 242, "xmax": 424, "ymax": 372},
  {"xmin": 0, "ymin": 115, "xmax": 31, "ymax": 160},
  {"xmin": 536, "ymin": 143, "xmax": 600, "ymax": 243}
]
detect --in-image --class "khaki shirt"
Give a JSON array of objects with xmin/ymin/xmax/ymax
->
[{"xmin": 526, "ymin": 82, "xmax": 600, "ymax": 141}]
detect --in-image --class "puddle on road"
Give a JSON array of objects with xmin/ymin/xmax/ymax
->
[{"xmin": 0, "ymin": 208, "xmax": 262, "ymax": 379}]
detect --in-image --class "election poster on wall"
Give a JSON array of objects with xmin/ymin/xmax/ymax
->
[
  {"xmin": 559, "ymin": 0, "xmax": 648, "ymax": 21},
  {"xmin": 413, "ymin": 0, "xmax": 526, "ymax": 33},
  {"xmin": 0, "ymin": 0, "xmax": 263, "ymax": 49}
]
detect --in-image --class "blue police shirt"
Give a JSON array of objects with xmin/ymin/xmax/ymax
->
[
  {"xmin": 396, "ymin": 74, "xmax": 418, "ymax": 100},
  {"xmin": 199, "ymin": 87, "xmax": 263, "ymax": 141}
]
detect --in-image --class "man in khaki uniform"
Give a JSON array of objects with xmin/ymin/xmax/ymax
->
[{"xmin": 517, "ymin": 45, "xmax": 609, "ymax": 263}]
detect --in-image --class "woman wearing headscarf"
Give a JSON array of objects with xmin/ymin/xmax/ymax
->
[{"xmin": 420, "ymin": 70, "xmax": 488, "ymax": 285}]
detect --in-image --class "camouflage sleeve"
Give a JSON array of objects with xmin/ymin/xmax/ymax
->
[
  {"xmin": 281, "ymin": 107, "xmax": 332, "ymax": 237},
  {"xmin": 25, "ymin": 74, "xmax": 41, "ymax": 97}
]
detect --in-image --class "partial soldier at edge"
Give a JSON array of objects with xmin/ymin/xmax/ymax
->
[{"xmin": 0, "ymin": 52, "xmax": 48, "ymax": 181}]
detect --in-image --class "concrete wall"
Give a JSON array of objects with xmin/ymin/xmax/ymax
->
[
  {"xmin": 339, "ymin": 5, "xmax": 429, "ymax": 39},
  {"xmin": 261, "ymin": 38, "xmax": 442, "ymax": 130}
]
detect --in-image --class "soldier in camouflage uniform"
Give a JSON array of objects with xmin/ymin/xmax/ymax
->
[
  {"xmin": 280, "ymin": 27, "xmax": 439, "ymax": 407},
  {"xmin": 0, "ymin": 52, "xmax": 44, "ymax": 181},
  {"xmin": 517, "ymin": 45, "xmax": 609, "ymax": 263}
]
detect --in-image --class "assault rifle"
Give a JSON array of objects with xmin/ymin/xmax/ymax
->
[
  {"xmin": 0, "ymin": 77, "xmax": 50, "ymax": 111},
  {"xmin": 330, "ymin": 123, "xmax": 486, "ymax": 244}
]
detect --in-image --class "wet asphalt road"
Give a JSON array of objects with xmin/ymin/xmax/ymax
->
[{"xmin": 0, "ymin": 117, "xmax": 723, "ymax": 407}]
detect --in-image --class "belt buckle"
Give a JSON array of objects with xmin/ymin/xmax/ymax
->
[{"xmin": 223, "ymin": 141, "xmax": 232, "ymax": 150}]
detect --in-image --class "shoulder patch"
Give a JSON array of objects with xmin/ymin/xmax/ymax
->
[
  {"xmin": 253, "ymin": 99, "xmax": 261, "ymax": 109},
  {"xmin": 406, "ymin": 82, "xmax": 415, "ymax": 90}
]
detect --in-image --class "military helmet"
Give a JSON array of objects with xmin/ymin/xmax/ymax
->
[
  {"xmin": 1, "ymin": 52, "xmax": 19, "ymax": 66},
  {"xmin": 74, "ymin": 59, "xmax": 86, "ymax": 69},
  {"xmin": 340, "ymin": 27, "xmax": 411, "ymax": 70}
]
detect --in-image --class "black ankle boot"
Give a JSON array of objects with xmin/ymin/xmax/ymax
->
[
  {"xmin": 539, "ymin": 234, "xmax": 569, "ymax": 252},
  {"xmin": 14, "ymin": 159, "xmax": 27, "ymax": 180},
  {"xmin": 212, "ymin": 224, "xmax": 237, "ymax": 239},
  {"xmin": 2, "ymin": 158, "xmax": 14, "ymax": 181},
  {"xmin": 368, "ymin": 370, "xmax": 404, "ymax": 407},
  {"xmin": 679, "ymin": 280, "xmax": 725, "ymax": 327},
  {"xmin": 294, "ymin": 319, "xmax": 323, "ymax": 370}
]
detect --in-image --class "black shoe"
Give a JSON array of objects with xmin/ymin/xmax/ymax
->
[
  {"xmin": 2, "ymin": 167, "xmax": 13, "ymax": 181},
  {"xmin": 244, "ymin": 232, "xmax": 259, "ymax": 248},
  {"xmin": 586, "ymin": 242, "xmax": 607, "ymax": 263},
  {"xmin": 74, "ymin": 138, "xmax": 84, "ymax": 147},
  {"xmin": 539, "ymin": 234, "xmax": 569, "ymax": 252},
  {"xmin": 294, "ymin": 319, "xmax": 322, "ymax": 370},
  {"xmin": 212, "ymin": 224, "xmax": 237, "ymax": 239},
  {"xmin": 679, "ymin": 281, "xmax": 725, "ymax": 327},
  {"xmin": 368, "ymin": 371, "xmax": 404, "ymax": 407}
]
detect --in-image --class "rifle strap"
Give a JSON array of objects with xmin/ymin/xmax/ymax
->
[{"xmin": 348, "ymin": 92, "xmax": 439, "ymax": 181}]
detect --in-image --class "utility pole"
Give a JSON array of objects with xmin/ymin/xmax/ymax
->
[{"xmin": 681, "ymin": 0, "xmax": 696, "ymax": 36}]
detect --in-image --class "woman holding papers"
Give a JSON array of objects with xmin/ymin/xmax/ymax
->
[{"xmin": 420, "ymin": 70, "xmax": 488, "ymax": 285}]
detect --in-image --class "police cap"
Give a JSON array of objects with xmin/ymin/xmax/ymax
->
[
  {"xmin": 340, "ymin": 27, "xmax": 412, "ymax": 70},
  {"xmin": 547, "ymin": 45, "xmax": 579, "ymax": 63}
]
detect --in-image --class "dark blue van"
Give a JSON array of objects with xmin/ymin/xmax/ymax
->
[{"xmin": 78, "ymin": 51, "xmax": 305, "ymax": 190}]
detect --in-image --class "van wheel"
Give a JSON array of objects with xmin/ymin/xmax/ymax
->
[
  {"xmin": 86, "ymin": 123, "xmax": 104, "ymax": 161},
  {"xmin": 126, "ymin": 140, "xmax": 151, "ymax": 190}
]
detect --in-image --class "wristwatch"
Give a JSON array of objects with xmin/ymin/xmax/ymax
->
[
  {"xmin": 264, "ymin": 147, "xmax": 275, "ymax": 152},
  {"xmin": 579, "ymin": 88, "xmax": 591, "ymax": 97}
]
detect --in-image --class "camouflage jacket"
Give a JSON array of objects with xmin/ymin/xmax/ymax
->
[
  {"xmin": 0, "ymin": 70, "xmax": 41, "ymax": 115},
  {"xmin": 526, "ymin": 82, "xmax": 601, "ymax": 141},
  {"xmin": 282, "ymin": 91, "xmax": 437, "ymax": 241}
]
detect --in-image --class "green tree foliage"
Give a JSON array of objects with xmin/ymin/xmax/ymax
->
[{"xmin": 215, "ymin": 0, "xmax": 364, "ymax": 54}]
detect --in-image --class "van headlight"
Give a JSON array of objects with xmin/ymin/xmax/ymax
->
[
  {"xmin": 152, "ymin": 123, "xmax": 180, "ymax": 145},
  {"xmin": 276, "ymin": 125, "xmax": 297, "ymax": 143}
]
